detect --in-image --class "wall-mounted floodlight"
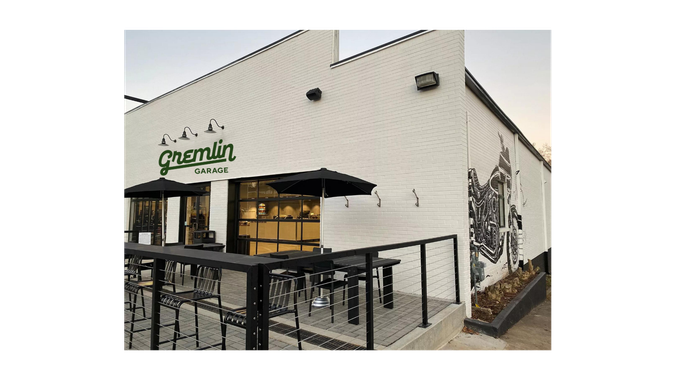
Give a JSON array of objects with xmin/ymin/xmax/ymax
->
[{"xmin": 415, "ymin": 72, "xmax": 439, "ymax": 90}]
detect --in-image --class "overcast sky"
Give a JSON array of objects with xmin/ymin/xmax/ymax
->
[{"xmin": 125, "ymin": 30, "xmax": 550, "ymax": 147}]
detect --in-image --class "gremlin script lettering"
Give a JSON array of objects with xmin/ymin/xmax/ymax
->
[{"xmin": 158, "ymin": 139, "xmax": 236, "ymax": 175}]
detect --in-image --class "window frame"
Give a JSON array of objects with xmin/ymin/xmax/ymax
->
[{"xmin": 235, "ymin": 176, "xmax": 321, "ymax": 255}]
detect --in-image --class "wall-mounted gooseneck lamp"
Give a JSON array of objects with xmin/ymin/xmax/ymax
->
[
  {"xmin": 205, "ymin": 118, "xmax": 225, "ymax": 133},
  {"xmin": 158, "ymin": 134, "xmax": 177, "ymax": 146},
  {"xmin": 179, "ymin": 126, "xmax": 198, "ymax": 140}
]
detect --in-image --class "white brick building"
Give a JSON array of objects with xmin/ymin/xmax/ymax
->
[{"xmin": 124, "ymin": 30, "xmax": 551, "ymax": 317}]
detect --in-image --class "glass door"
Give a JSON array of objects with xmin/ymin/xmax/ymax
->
[
  {"xmin": 235, "ymin": 178, "xmax": 320, "ymax": 255},
  {"xmin": 181, "ymin": 184, "xmax": 210, "ymax": 244}
]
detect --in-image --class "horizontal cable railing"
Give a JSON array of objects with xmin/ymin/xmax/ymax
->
[{"xmin": 124, "ymin": 234, "xmax": 459, "ymax": 350}]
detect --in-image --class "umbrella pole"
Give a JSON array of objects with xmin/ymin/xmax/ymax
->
[
  {"xmin": 312, "ymin": 183, "xmax": 330, "ymax": 308},
  {"xmin": 320, "ymin": 184, "xmax": 324, "ymax": 254}
]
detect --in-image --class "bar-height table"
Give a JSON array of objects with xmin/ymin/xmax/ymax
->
[
  {"xmin": 332, "ymin": 256, "xmax": 400, "ymax": 325},
  {"xmin": 261, "ymin": 250, "xmax": 401, "ymax": 325}
]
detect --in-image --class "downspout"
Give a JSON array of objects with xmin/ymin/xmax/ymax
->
[
  {"xmin": 466, "ymin": 111, "xmax": 471, "ymax": 168},
  {"xmin": 540, "ymin": 161, "xmax": 548, "ymax": 250},
  {"xmin": 514, "ymin": 134, "xmax": 524, "ymax": 262},
  {"xmin": 513, "ymin": 134, "xmax": 520, "ymax": 213}
]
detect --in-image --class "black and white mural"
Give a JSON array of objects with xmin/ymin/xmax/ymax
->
[{"xmin": 468, "ymin": 134, "xmax": 521, "ymax": 265}]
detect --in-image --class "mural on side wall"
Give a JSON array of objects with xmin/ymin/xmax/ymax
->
[{"xmin": 468, "ymin": 133, "xmax": 521, "ymax": 265}]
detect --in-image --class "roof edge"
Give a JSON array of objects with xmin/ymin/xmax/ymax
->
[
  {"xmin": 125, "ymin": 30, "xmax": 306, "ymax": 115},
  {"xmin": 465, "ymin": 68, "xmax": 551, "ymax": 172}
]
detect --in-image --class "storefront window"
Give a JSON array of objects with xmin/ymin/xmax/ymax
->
[
  {"xmin": 234, "ymin": 177, "xmax": 320, "ymax": 255},
  {"xmin": 279, "ymin": 221, "xmax": 301, "ymax": 241},
  {"xmin": 128, "ymin": 197, "xmax": 166, "ymax": 245},
  {"xmin": 258, "ymin": 221, "xmax": 278, "ymax": 240},
  {"xmin": 258, "ymin": 180, "xmax": 278, "ymax": 199},
  {"xmin": 258, "ymin": 201, "xmax": 278, "ymax": 220},
  {"xmin": 238, "ymin": 221, "xmax": 256, "ymax": 239},
  {"xmin": 280, "ymin": 200, "xmax": 301, "ymax": 219},
  {"xmin": 239, "ymin": 181, "xmax": 258, "ymax": 200},
  {"xmin": 279, "ymin": 243, "xmax": 301, "ymax": 252},
  {"xmin": 303, "ymin": 199, "xmax": 321, "ymax": 220},
  {"xmin": 302, "ymin": 222, "xmax": 320, "ymax": 244},
  {"xmin": 257, "ymin": 242, "xmax": 278, "ymax": 255},
  {"xmin": 239, "ymin": 201, "xmax": 257, "ymax": 219}
]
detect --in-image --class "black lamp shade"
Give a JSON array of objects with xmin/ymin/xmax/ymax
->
[
  {"xmin": 159, "ymin": 134, "xmax": 176, "ymax": 146},
  {"xmin": 179, "ymin": 131, "xmax": 189, "ymax": 140},
  {"xmin": 207, "ymin": 119, "xmax": 225, "ymax": 132}
]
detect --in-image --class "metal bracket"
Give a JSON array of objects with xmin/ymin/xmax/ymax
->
[
  {"xmin": 344, "ymin": 196, "xmax": 349, "ymax": 208},
  {"xmin": 412, "ymin": 189, "xmax": 419, "ymax": 207},
  {"xmin": 375, "ymin": 191, "xmax": 381, "ymax": 207}
]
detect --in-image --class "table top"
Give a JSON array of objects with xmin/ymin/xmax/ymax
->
[
  {"xmin": 333, "ymin": 256, "xmax": 401, "ymax": 270},
  {"xmin": 124, "ymin": 243, "xmax": 283, "ymax": 272},
  {"xmin": 185, "ymin": 243, "xmax": 225, "ymax": 248},
  {"xmin": 264, "ymin": 250, "xmax": 317, "ymax": 259},
  {"xmin": 126, "ymin": 244, "xmax": 401, "ymax": 273},
  {"xmin": 259, "ymin": 250, "xmax": 401, "ymax": 269}
]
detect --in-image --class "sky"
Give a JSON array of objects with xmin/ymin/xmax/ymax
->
[{"xmin": 125, "ymin": 30, "xmax": 550, "ymax": 147}]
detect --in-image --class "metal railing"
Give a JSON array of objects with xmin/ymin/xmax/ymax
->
[{"xmin": 124, "ymin": 234, "xmax": 459, "ymax": 350}]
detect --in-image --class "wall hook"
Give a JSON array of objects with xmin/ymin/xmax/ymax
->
[
  {"xmin": 412, "ymin": 189, "xmax": 420, "ymax": 207},
  {"xmin": 375, "ymin": 191, "xmax": 381, "ymax": 207},
  {"xmin": 345, "ymin": 196, "xmax": 349, "ymax": 208}
]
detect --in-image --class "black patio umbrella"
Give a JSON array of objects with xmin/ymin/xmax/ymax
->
[
  {"xmin": 125, "ymin": 177, "xmax": 207, "ymax": 246},
  {"xmin": 267, "ymin": 167, "xmax": 377, "ymax": 198},
  {"xmin": 269, "ymin": 168, "xmax": 377, "ymax": 307},
  {"xmin": 269, "ymin": 167, "xmax": 376, "ymax": 253}
]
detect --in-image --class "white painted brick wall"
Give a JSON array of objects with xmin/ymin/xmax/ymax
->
[
  {"xmin": 209, "ymin": 180, "xmax": 229, "ymax": 245},
  {"xmin": 466, "ymin": 88, "xmax": 551, "ymax": 290},
  {"xmin": 125, "ymin": 30, "xmax": 471, "ymax": 314},
  {"xmin": 517, "ymin": 140, "xmax": 548, "ymax": 261},
  {"xmin": 466, "ymin": 89, "xmax": 517, "ymax": 287},
  {"xmin": 544, "ymin": 167, "xmax": 551, "ymax": 248},
  {"xmin": 123, "ymin": 198, "xmax": 130, "ymax": 241},
  {"xmin": 165, "ymin": 197, "xmax": 180, "ymax": 244}
]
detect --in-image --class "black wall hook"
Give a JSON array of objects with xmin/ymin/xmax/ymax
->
[
  {"xmin": 413, "ymin": 189, "xmax": 419, "ymax": 207},
  {"xmin": 375, "ymin": 191, "xmax": 381, "ymax": 207},
  {"xmin": 345, "ymin": 196, "xmax": 349, "ymax": 208}
]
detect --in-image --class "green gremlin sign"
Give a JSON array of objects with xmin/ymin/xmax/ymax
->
[{"xmin": 158, "ymin": 139, "xmax": 236, "ymax": 175}]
